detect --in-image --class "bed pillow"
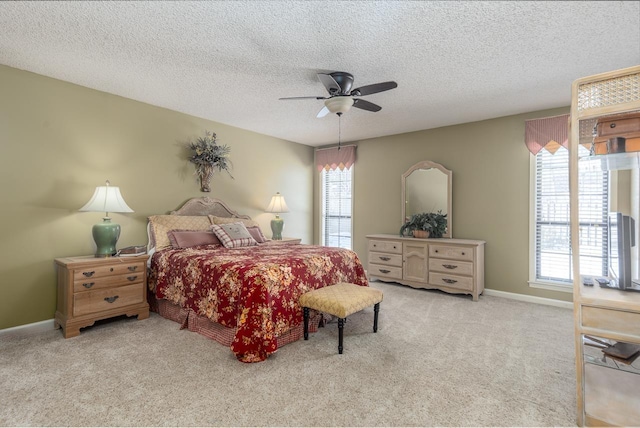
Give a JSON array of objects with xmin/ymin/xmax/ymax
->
[
  {"xmin": 246, "ymin": 226, "xmax": 268, "ymax": 243},
  {"xmin": 210, "ymin": 223, "xmax": 258, "ymax": 249},
  {"xmin": 209, "ymin": 215, "xmax": 260, "ymax": 228},
  {"xmin": 148, "ymin": 215, "xmax": 212, "ymax": 250},
  {"xmin": 168, "ymin": 230, "xmax": 221, "ymax": 248}
]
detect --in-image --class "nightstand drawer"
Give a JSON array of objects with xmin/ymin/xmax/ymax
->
[
  {"xmin": 72, "ymin": 261, "xmax": 145, "ymax": 281},
  {"xmin": 429, "ymin": 272, "xmax": 473, "ymax": 291},
  {"xmin": 73, "ymin": 272, "xmax": 143, "ymax": 293},
  {"xmin": 73, "ymin": 283, "xmax": 145, "ymax": 317},
  {"xmin": 429, "ymin": 258, "xmax": 474, "ymax": 276}
]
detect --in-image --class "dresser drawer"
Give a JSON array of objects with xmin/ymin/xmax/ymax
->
[
  {"xmin": 429, "ymin": 245, "xmax": 473, "ymax": 262},
  {"xmin": 368, "ymin": 240, "xmax": 402, "ymax": 254},
  {"xmin": 73, "ymin": 283, "xmax": 145, "ymax": 317},
  {"xmin": 73, "ymin": 272, "xmax": 144, "ymax": 293},
  {"xmin": 582, "ymin": 306, "xmax": 640, "ymax": 338},
  {"xmin": 429, "ymin": 272, "xmax": 473, "ymax": 291},
  {"xmin": 369, "ymin": 251, "xmax": 403, "ymax": 267},
  {"xmin": 72, "ymin": 261, "xmax": 145, "ymax": 281},
  {"xmin": 429, "ymin": 258, "xmax": 474, "ymax": 276},
  {"xmin": 368, "ymin": 263, "xmax": 403, "ymax": 280}
]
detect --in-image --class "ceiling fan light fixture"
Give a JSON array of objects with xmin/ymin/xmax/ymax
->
[{"xmin": 324, "ymin": 97, "xmax": 354, "ymax": 115}]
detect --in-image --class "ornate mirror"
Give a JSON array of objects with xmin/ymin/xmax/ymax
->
[{"xmin": 401, "ymin": 160, "xmax": 453, "ymax": 238}]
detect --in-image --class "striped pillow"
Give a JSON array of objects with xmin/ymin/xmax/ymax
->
[{"xmin": 210, "ymin": 223, "xmax": 257, "ymax": 249}]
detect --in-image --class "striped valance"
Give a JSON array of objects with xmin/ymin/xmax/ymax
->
[
  {"xmin": 315, "ymin": 145, "xmax": 356, "ymax": 171},
  {"xmin": 524, "ymin": 114, "xmax": 570, "ymax": 155}
]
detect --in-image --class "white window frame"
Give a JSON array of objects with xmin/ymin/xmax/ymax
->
[
  {"xmin": 319, "ymin": 165, "xmax": 354, "ymax": 249},
  {"xmin": 529, "ymin": 146, "xmax": 610, "ymax": 293}
]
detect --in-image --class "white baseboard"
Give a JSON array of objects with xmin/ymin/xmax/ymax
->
[
  {"xmin": 483, "ymin": 288, "xmax": 573, "ymax": 309},
  {"xmin": 0, "ymin": 319, "xmax": 56, "ymax": 340}
]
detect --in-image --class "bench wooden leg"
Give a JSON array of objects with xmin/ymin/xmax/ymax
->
[
  {"xmin": 374, "ymin": 302, "xmax": 380, "ymax": 333},
  {"xmin": 303, "ymin": 307, "xmax": 309, "ymax": 340},
  {"xmin": 338, "ymin": 317, "xmax": 345, "ymax": 354}
]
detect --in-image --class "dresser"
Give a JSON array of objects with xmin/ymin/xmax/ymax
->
[
  {"xmin": 366, "ymin": 234, "xmax": 485, "ymax": 301},
  {"xmin": 54, "ymin": 255, "xmax": 149, "ymax": 338}
]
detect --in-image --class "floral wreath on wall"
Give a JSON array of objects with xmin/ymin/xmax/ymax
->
[{"xmin": 187, "ymin": 131, "xmax": 233, "ymax": 192}]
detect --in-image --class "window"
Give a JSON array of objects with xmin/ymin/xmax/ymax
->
[
  {"xmin": 532, "ymin": 145, "xmax": 609, "ymax": 288},
  {"xmin": 321, "ymin": 166, "xmax": 353, "ymax": 249}
]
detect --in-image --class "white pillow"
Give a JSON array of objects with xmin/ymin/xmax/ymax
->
[{"xmin": 210, "ymin": 223, "xmax": 258, "ymax": 249}]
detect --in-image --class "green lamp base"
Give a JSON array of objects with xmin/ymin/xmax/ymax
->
[
  {"xmin": 92, "ymin": 217, "xmax": 121, "ymax": 257},
  {"xmin": 270, "ymin": 215, "xmax": 284, "ymax": 240}
]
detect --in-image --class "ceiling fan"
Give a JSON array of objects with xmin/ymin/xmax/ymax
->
[{"xmin": 279, "ymin": 71, "xmax": 398, "ymax": 118}]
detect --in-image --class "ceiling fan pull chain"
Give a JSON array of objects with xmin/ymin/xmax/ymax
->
[{"xmin": 338, "ymin": 113, "xmax": 342, "ymax": 150}]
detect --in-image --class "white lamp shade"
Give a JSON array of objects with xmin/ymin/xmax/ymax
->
[
  {"xmin": 79, "ymin": 183, "xmax": 133, "ymax": 215},
  {"xmin": 325, "ymin": 97, "xmax": 354, "ymax": 114},
  {"xmin": 266, "ymin": 192, "xmax": 289, "ymax": 214}
]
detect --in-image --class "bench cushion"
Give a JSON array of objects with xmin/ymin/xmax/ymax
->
[{"xmin": 299, "ymin": 283, "xmax": 383, "ymax": 318}]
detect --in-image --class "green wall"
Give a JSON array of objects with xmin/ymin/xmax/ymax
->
[
  {"xmin": 325, "ymin": 107, "xmax": 573, "ymax": 303},
  {"xmin": 0, "ymin": 65, "xmax": 314, "ymax": 329}
]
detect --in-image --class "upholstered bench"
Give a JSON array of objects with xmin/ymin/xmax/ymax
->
[{"xmin": 299, "ymin": 283, "xmax": 383, "ymax": 354}]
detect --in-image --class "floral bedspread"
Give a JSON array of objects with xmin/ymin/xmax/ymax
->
[{"xmin": 148, "ymin": 244, "xmax": 368, "ymax": 362}]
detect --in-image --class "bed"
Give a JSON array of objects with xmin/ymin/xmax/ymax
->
[{"xmin": 146, "ymin": 197, "xmax": 369, "ymax": 362}]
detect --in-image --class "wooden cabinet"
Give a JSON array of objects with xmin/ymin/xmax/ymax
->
[
  {"xmin": 366, "ymin": 234, "xmax": 485, "ymax": 301},
  {"xmin": 54, "ymin": 255, "xmax": 149, "ymax": 338},
  {"xmin": 570, "ymin": 65, "xmax": 640, "ymax": 427}
]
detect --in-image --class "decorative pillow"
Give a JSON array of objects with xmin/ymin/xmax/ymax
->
[
  {"xmin": 209, "ymin": 215, "xmax": 259, "ymax": 228},
  {"xmin": 148, "ymin": 215, "xmax": 212, "ymax": 250},
  {"xmin": 167, "ymin": 230, "xmax": 221, "ymax": 248},
  {"xmin": 246, "ymin": 226, "xmax": 268, "ymax": 243},
  {"xmin": 210, "ymin": 223, "xmax": 258, "ymax": 249}
]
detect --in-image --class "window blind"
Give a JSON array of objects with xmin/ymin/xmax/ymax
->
[
  {"xmin": 535, "ymin": 146, "xmax": 609, "ymax": 283},
  {"xmin": 321, "ymin": 167, "xmax": 352, "ymax": 249}
]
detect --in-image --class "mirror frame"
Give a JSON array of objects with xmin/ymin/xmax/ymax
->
[{"xmin": 401, "ymin": 160, "xmax": 453, "ymax": 238}]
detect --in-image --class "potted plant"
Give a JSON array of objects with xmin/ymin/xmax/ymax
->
[
  {"xmin": 399, "ymin": 211, "xmax": 447, "ymax": 238},
  {"xmin": 187, "ymin": 131, "xmax": 233, "ymax": 192}
]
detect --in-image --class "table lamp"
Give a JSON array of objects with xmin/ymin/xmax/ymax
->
[
  {"xmin": 265, "ymin": 192, "xmax": 289, "ymax": 240},
  {"xmin": 79, "ymin": 180, "xmax": 133, "ymax": 257}
]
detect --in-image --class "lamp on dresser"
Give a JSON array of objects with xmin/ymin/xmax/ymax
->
[
  {"xmin": 265, "ymin": 192, "xmax": 289, "ymax": 240},
  {"xmin": 79, "ymin": 180, "xmax": 133, "ymax": 257}
]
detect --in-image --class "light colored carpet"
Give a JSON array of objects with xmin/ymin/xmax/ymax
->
[{"xmin": 0, "ymin": 281, "xmax": 576, "ymax": 427}]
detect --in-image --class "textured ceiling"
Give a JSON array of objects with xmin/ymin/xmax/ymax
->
[{"xmin": 1, "ymin": 1, "xmax": 639, "ymax": 147}]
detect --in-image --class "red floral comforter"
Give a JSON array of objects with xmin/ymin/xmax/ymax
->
[{"xmin": 148, "ymin": 244, "xmax": 368, "ymax": 362}]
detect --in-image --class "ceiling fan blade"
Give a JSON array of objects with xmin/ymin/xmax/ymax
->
[
  {"xmin": 317, "ymin": 73, "xmax": 341, "ymax": 94},
  {"xmin": 279, "ymin": 96, "xmax": 327, "ymax": 100},
  {"xmin": 352, "ymin": 98, "xmax": 382, "ymax": 112},
  {"xmin": 350, "ymin": 81, "xmax": 398, "ymax": 97},
  {"xmin": 316, "ymin": 106, "xmax": 330, "ymax": 118}
]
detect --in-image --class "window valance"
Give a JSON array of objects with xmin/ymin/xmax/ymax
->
[
  {"xmin": 316, "ymin": 145, "xmax": 356, "ymax": 171},
  {"xmin": 524, "ymin": 114, "xmax": 570, "ymax": 155}
]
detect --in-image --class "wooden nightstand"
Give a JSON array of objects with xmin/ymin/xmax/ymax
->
[
  {"xmin": 54, "ymin": 255, "xmax": 149, "ymax": 338},
  {"xmin": 264, "ymin": 237, "xmax": 302, "ymax": 245}
]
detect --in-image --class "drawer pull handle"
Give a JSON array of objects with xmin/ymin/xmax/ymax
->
[
  {"xmin": 82, "ymin": 271, "xmax": 95, "ymax": 277},
  {"xmin": 104, "ymin": 295, "xmax": 119, "ymax": 303},
  {"xmin": 443, "ymin": 264, "xmax": 458, "ymax": 270},
  {"xmin": 82, "ymin": 282, "xmax": 95, "ymax": 289},
  {"xmin": 462, "ymin": 252, "xmax": 465, "ymax": 256},
  {"xmin": 434, "ymin": 250, "xmax": 438, "ymax": 253},
  {"xmin": 127, "ymin": 275, "xmax": 138, "ymax": 282},
  {"xmin": 379, "ymin": 269, "xmax": 391, "ymax": 274},
  {"xmin": 442, "ymin": 278, "xmax": 458, "ymax": 284},
  {"xmin": 128, "ymin": 266, "xmax": 138, "ymax": 272},
  {"xmin": 379, "ymin": 256, "xmax": 391, "ymax": 261}
]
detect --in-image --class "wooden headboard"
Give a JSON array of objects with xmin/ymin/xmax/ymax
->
[
  {"xmin": 170, "ymin": 197, "xmax": 252, "ymax": 220},
  {"xmin": 147, "ymin": 197, "xmax": 252, "ymax": 251}
]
